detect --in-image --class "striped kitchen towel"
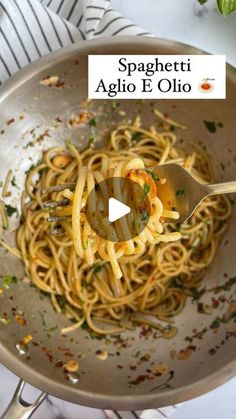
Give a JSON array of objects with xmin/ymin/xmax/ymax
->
[
  {"xmin": 0, "ymin": 1, "xmax": 177, "ymax": 418},
  {"xmin": 104, "ymin": 406, "xmax": 179, "ymax": 419},
  {"xmin": 0, "ymin": 0, "xmax": 150, "ymax": 84}
]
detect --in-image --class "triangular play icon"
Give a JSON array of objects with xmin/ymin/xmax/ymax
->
[{"xmin": 108, "ymin": 197, "xmax": 131, "ymax": 223}]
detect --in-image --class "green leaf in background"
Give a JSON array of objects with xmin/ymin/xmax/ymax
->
[
  {"xmin": 197, "ymin": 0, "xmax": 236, "ymax": 14},
  {"xmin": 217, "ymin": 0, "xmax": 236, "ymax": 15}
]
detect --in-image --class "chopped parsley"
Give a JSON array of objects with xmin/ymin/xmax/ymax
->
[
  {"xmin": 81, "ymin": 279, "xmax": 89, "ymax": 288},
  {"xmin": 111, "ymin": 101, "xmax": 119, "ymax": 111},
  {"xmin": 89, "ymin": 117, "xmax": 98, "ymax": 127},
  {"xmin": 25, "ymin": 163, "xmax": 36, "ymax": 174},
  {"xmin": 175, "ymin": 188, "xmax": 185, "ymax": 197},
  {"xmin": 131, "ymin": 132, "xmax": 143, "ymax": 142},
  {"xmin": 93, "ymin": 263, "xmax": 105, "ymax": 273},
  {"xmin": 143, "ymin": 183, "xmax": 150, "ymax": 195},
  {"xmin": 0, "ymin": 181, "xmax": 3, "ymax": 187},
  {"xmin": 145, "ymin": 169, "xmax": 159, "ymax": 182},
  {"xmin": 190, "ymin": 287, "xmax": 205, "ymax": 301},
  {"xmin": 11, "ymin": 176, "xmax": 19, "ymax": 189},
  {"xmin": 204, "ymin": 120, "xmax": 217, "ymax": 133},
  {"xmin": 81, "ymin": 320, "xmax": 89, "ymax": 330},
  {"xmin": 140, "ymin": 211, "xmax": 149, "ymax": 222},
  {"xmin": 135, "ymin": 99, "xmax": 144, "ymax": 105},
  {"xmin": 2, "ymin": 275, "xmax": 18, "ymax": 289},
  {"xmin": 215, "ymin": 276, "xmax": 236, "ymax": 292},
  {"xmin": 210, "ymin": 317, "xmax": 221, "ymax": 329},
  {"xmin": 5, "ymin": 204, "xmax": 18, "ymax": 217},
  {"xmin": 38, "ymin": 310, "xmax": 58, "ymax": 331},
  {"xmin": 88, "ymin": 134, "xmax": 94, "ymax": 146},
  {"xmin": 57, "ymin": 295, "xmax": 67, "ymax": 309}
]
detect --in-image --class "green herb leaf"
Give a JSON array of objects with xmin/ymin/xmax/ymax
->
[
  {"xmin": 111, "ymin": 101, "xmax": 119, "ymax": 111},
  {"xmin": 204, "ymin": 120, "xmax": 217, "ymax": 133},
  {"xmin": 175, "ymin": 189, "xmax": 185, "ymax": 196},
  {"xmin": 25, "ymin": 163, "xmax": 36, "ymax": 174},
  {"xmin": 145, "ymin": 169, "xmax": 159, "ymax": 182},
  {"xmin": 217, "ymin": 0, "xmax": 236, "ymax": 15},
  {"xmin": 131, "ymin": 132, "xmax": 143, "ymax": 142},
  {"xmin": 11, "ymin": 176, "xmax": 19, "ymax": 189},
  {"xmin": 191, "ymin": 287, "xmax": 205, "ymax": 300},
  {"xmin": 89, "ymin": 117, "xmax": 98, "ymax": 127},
  {"xmin": 140, "ymin": 211, "xmax": 149, "ymax": 222},
  {"xmin": 210, "ymin": 317, "xmax": 221, "ymax": 329},
  {"xmin": 81, "ymin": 279, "xmax": 89, "ymax": 288},
  {"xmin": 88, "ymin": 134, "xmax": 94, "ymax": 146},
  {"xmin": 143, "ymin": 183, "xmax": 151, "ymax": 195},
  {"xmin": 5, "ymin": 204, "xmax": 18, "ymax": 217},
  {"xmin": 198, "ymin": 0, "xmax": 208, "ymax": 4},
  {"xmin": 93, "ymin": 263, "xmax": 105, "ymax": 273},
  {"xmin": 57, "ymin": 295, "xmax": 67, "ymax": 309},
  {"xmin": 2, "ymin": 275, "xmax": 18, "ymax": 289},
  {"xmin": 81, "ymin": 320, "xmax": 89, "ymax": 330}
]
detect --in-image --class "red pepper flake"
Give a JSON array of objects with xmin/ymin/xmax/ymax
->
[
  {"xmin": 6, "ymin": 118, "xmax": 15, "ymax": 126},
  {"xmin": 55, "ymin": 360, "xmax": 63, "ymax": 368},
  {"xmin": 226, "ymin": 330, "xmax": 236, "ymax": 338},
  {"xmin": 219, "ymin": 295, "xmax": 226, "ymax": 303},
  {"xmin": 55, "ymin": 116, "xmax": 63, "ymax": 123},
  {"xmin": 139, "ymin": 326, "xmax": 153, "ymax": 339},
  {"xmin": 129, "ymin": 365, "xmax": 137, "ymax": 371},
  {"xmin": 129, "ymin": 374, "xmax": 154, "ymax": 385},
  {"xmin": 41, "ymin": 346, "xmax": 54, "ymax": 362},
  {"xmin": 15, "ymin": 314, "xmax": 27, "ymax": 326},
  {"xmin": 64, "ymin": 351, "xmax": 73, "ymax": 357},
  {"xmin": 187, "ymin": 345, "xmax": 196, "ymax": 351},
  {"xmin": 117, "ymin": 365, "xmax": 123, "ymax": 369},
  {"xmin": 209, "ymin": 348, "xmax": 216, "ymax": 355},
  {"xmin": 212, "ymin": 297, "xmax": 220, "ymax": 309}
]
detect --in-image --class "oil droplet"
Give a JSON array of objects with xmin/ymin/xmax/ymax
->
[
  {"xmin": 67, "ymin": 373, "xmax": 79, "ymax": 384},
  {"xmin": 16, "ymin": 343, "xmax": 28, "ymax": 355}
]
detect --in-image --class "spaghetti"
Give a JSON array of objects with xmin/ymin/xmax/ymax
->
[{"xmin": 15, "ymin": 116, "xmax": 231, "ymax": 335}]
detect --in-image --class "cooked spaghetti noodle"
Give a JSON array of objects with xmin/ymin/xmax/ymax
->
[{"xmin": 14, "ymin": 115, "xmax": 231, "ymax": 335}]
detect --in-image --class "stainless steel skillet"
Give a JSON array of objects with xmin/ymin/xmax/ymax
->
[{"xmin": 0, "ymin": 37, "xmax": 236, "ymax": 417}]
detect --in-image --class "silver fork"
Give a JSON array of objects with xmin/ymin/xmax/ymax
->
[{"xmin": 42, "ymin": 164, "xmax": 236, "ymax": 235}]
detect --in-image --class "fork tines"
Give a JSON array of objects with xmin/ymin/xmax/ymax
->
[
  {"xmin": 43, "ymin": 198, "xmax": 70, "ymax": 209},
  {"xmin": 41, "ymin": 182, "xmax": 76, "ymax": 194}
]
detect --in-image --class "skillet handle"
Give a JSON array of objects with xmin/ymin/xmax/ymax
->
[{"xmin": 1, "ymin": 379, "xmax": 46, "ymax": 419}]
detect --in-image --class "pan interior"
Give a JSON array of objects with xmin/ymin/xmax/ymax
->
[{"xmin": 0, "ymin": 39, "xmax": 236, "ymax": 408}]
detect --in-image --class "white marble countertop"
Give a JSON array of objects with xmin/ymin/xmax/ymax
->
[{"xmin": 1, "ymin": 1, "xmax": 236, "ymax": 418}]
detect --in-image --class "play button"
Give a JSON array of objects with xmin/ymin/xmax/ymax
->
[
  {"xmin": 86, "ymin": 176, "xmax": 151, "ymax": 242},
  {"xmin": 108, "ymin": 198, "xmax": 131, "ymax": 223}
]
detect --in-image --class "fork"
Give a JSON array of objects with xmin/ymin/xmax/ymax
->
[{"xmin": 42, "ymin": 164, "xmax": 236, "ymax": 235}]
